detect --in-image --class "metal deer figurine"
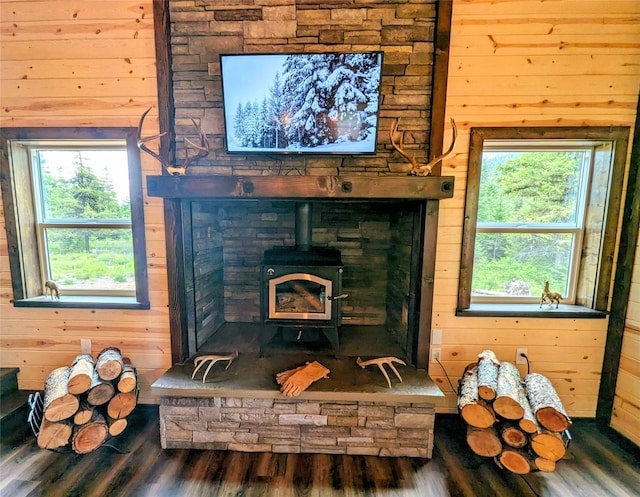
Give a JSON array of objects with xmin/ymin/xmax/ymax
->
[
  {"xmin": 136, "ymin": 107, "xmax": 209, "ymax": 176},
  {"xmin": 389, "ymin": 118, "xmax": 457, "ymax": 177}
]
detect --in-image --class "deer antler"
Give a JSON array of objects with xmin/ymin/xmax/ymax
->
[
  {"xmin": 356, "ymin": 356, "xmax": 406, "ymax": 389},
  {"xmin": 136, "ymin": 107, "xmax": 210, "ymax": 176},
  {"xmin": 390, "ymin": 118, "xmax": 457, "ymax": 177}
]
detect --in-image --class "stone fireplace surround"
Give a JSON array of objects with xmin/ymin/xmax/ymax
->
[
  {"xmin": 149, "ymin": 175, "xmax": 451, "ymax": 458},
  {"xmin": 149, "ymin": 0, "xmax": 453, "ymax": 457}
]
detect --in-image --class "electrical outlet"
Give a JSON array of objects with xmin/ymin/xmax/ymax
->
[
  {"xmin": 81, "ymin": 338, "xmax": 92, "ymax": 355},
  {"xmin": 432, "ymin": 329, "xmax": 442, "ymax": 344},
  {"xmin": 516, "ymin": 348, "xmax": 528, "ymax": 364},
  {"xmin": 431, "ymin": 348, "xmax": 441, "ymax": 363}
]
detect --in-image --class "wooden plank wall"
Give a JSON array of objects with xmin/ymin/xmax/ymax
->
[
  {"xmin": 0, "ymin": 0, "xmax": 171, "ymax": 402},
  {"xmin": 432, "ymin": 0, "xmax": 640, "ymax": 416},
  {"xmin": 612, "ymin": 234, "xmax": 640, "ymax": 444}
]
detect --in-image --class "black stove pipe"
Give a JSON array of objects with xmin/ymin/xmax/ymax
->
[{"xmin": 295, "ymin": 201, "xmax": 312, "ymax": 251}]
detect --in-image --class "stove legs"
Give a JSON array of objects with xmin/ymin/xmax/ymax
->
[{"xmin": 259, "ymin": 325, "xmax": 340, "ymax": 359}]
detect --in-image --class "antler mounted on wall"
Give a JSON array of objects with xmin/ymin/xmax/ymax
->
[
  {"xmin": 136, "ymin": 107, "xmax": 210, "ymax": 176},
  {"xmin": 389, "ymin": 118, "xmax": 457, "ymax": 177}
]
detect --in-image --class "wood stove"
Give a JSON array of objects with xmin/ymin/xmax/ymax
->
[{"xmin": 260, "ymin": 203, "xmax": 347, "ymax": 357}]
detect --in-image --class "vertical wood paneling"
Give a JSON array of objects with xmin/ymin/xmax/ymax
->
[
  {"xmin": 0, "ymin": 0, "xmax": 170, "ymax": 402},
  {"xmin": 433, "ymin": 0, "xmax": 640, "ymax": 416},
  {"xmin": 611, "ymin": 230, "xmax": 640, "ymax": 444}
]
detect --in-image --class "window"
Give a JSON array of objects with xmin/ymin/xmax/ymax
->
[
  {"xmin": 1, "ymin": 128, "xmax": 149, "ymax": 309},
  {"xmin": 458, "ymin": 127, "xmax": 629, "ymax": 316}
]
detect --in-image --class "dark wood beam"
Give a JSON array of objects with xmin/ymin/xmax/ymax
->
[
  {"xmin": 596, "ymin": 93, "xmax": 640, "ymax": 424},
  {"xmin": 146, "ymin": 175, "xmax": 455, "ymax": 201},
  {"xmin": 153, "ymin": 0, "xmax": 189, "ymax": 363}
]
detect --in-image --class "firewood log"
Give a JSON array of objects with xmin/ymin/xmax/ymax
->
[
  {"xmin": 533, "ymin": 457, "xmax": 556, "ymax": 473},
  {"xmin": 518, "ymin": 394, "xmax": 540, "ymax": 434},
  {"xmin": 290, "ymin": 282, "xmax": 324, "ymax": 311},
  {"xmin": 87, "ymin": 369, "xmax": 115, "ymax": 406},
  {"xmin": 67, "ymin": 354, "xmax": 95, "ymax": 395},
  {"xmin": 496, "ymin": 448, "xmax": 531, "ymax": 475},
  {"xmin": 107, "ymin": 417, "xmax": 128, "ymax": 437},
  {"xmin": 37, "ymin": 418, "xmax": 72, "ymax": 449},
  {"xmin": 500, "ymin": 423, "xmax": 528, "ymax": 449},
  {"xmin": 107, "ymin": 391, "xmax": 137, "ymax": 419},
  {"xmin": 96, "ymin": 347, "xmax": 124, "ymax": 381},
  {"xmin": 524, "ymin": 373, "xmax": 571, "ymax": 432},
  {"xmin": 73, "ymin": 400, "xmax": 95, "ymax": 425},
  {"xmin": 477, "ymin": 349, "xmax": 500, "ymax": 401},
  {"xmin": 493, "ymin": 362, "xmax": 526, "ymax": 420},
  {"xmin": 72, "ymin": 411, "xmax": 108, "ymax": 454},
  {"xmin": 466, "ymin": 426, "xmax": 502, "ymax": 457},
  {"xmin": 530, "ymin": 430, "xmax": 567, "ymax": 462},
  {"xmin": 43, "ymin": 366, "xmax": 79, "ymax": 422},
  {"xmin": 458, "ymin": 364, "xmax": 496, "ymax": 428},
  {"xmin": 116, "ymin": 357, "xmax": 137, "ymax": 393}
]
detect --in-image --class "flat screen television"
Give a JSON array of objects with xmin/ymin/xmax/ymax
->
[{"xmin": 220, "ymin": 51, "xmax": 383, "ymax": 155}]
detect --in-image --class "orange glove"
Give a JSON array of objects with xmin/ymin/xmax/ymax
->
[
  {"xmin": 275, "ymin": 365, "xmax": 306, "ymax": 385},
  {"xmin": 280, "ymin": 361, "xmax": 330, "ymax": 397}
]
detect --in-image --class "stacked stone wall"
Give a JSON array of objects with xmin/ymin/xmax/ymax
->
[{"xmin": 160, "ymin": 395, "xmax": 435, "ymax": 457}]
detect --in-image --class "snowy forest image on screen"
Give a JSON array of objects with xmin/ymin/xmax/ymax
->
[{"xmin": 220, "ymin": 52, "xmax": 383, "ymax": 154}]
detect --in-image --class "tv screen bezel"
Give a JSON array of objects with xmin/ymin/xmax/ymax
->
[{"xmin": 219, "ymin": 51, "xmax": 384, "ymax": 156}]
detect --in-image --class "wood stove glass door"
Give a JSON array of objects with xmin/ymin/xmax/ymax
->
[{"xmin": 269, "ymin": 273, "xmax": 332, "ymax": 320}]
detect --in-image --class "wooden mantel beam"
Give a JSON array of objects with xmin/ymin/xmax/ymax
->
[{"xmin": 146, "ymin": 175, "xmax": 455, "ymax": 201}]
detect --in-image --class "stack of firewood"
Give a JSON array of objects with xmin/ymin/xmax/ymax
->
[
  {"xmin": 458, "ymin": 350, "xmax": 571, "ymax": 474},
  {"xmin": 37, "ymin": 347, "xmax": 137, "ymax": 454}
]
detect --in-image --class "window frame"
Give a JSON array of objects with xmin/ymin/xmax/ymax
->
[
  {"xmin": 457, "ymin": 126, "xmax": 630, "ymax": 318},
  {"xmin": 0, "ymin": 128, "xmax": 150, "ymax": 309}
]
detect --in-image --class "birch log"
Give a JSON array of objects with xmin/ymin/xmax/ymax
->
[
  {"xmin": 458, "ymin": 364, "xmax": 496, "ymax": 428},
  {"xmin": 518, "ymin": 394, "xmax": 540, "ymax": 434},
  {"xmin": 43, "ymin": 367, "xmax": 79, "ymax": 422},
  {"xmin": 116, "ymin": 358, "xmax": 137, "ymax": 393},
  {"xmin": 493, "ymin": 362, "xmax": 526, "ymax": 420},
  {"xmin": 477, "ymin": 349, "xmax": 500, "ymax": 401},
  {"xmin": 524, "ymin": 373, "xmax": 571, "ymax": 432},
  {"xmin": 67, "ymin": 354, "xmax": 95, "ymax": 395},
  {"xmin": 87, "ymin": 370, "xmax": 115, "ymax": 406},
  {"xmin": 96, "ymin": 347, "xmax": 124, "ymax": 381}
]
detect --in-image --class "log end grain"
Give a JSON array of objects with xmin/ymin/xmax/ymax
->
[
  {"xmin": 534, "ymin": 457, "xmax": 557, "ymax": 473},
  {"xmin": 493, "ymin": 397, "xmax": 525, "ymax": 421},
  {"xmin": 67, "ymin": 374, "xmax": 93, "ymax": 395},
  {"xmin": 72, "ymin": 418, "xmax": 108, "ymax": 454},
  {"xmin": 478, "ymin": 385, "xmax": 497, "ymax": 402},
  {"xmin": 460, "ymin": 403, "xmax": 496, "ymax": 429},
  {"xmin": 37, "ymin": 419, "xmax": 72, "ymax": 449},
  {"xmin": 530, "ymin": 432, "xmax": 567, "ymax": 462},
  {"xmin": 43, "ymin": 394, "xmax": 80, "ymax": 422},
  {"xmin": 536, "ymin": 406, "xmax": 571, "ymax": 432},
  {"xmin": 498, "ymin": 449, "xmax": 531, "ymax": 474},
  {"xmin": 467, "ymin": 426, "xmax": 502, "ymax": 457},
  {"xmin": 501, "ymin": 425, "xmax": 528, "ymax": 449}
]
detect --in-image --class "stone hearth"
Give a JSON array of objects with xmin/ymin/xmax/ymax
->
[
  {"xmin": 152, "ymin": 325, "xmax": 444, "ymax": 457},
  {"xmin": 152, "ymin": 335, "xmax": 444, "ymax": 458}
]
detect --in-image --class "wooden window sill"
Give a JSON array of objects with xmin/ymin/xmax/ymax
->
[
  {"xmin": 12, "ymin": 296, "xmax": 150, "ymax": 310},
  {"xmin": 455, "ymin": 303, "xmax": 607, "ymax": 319}
]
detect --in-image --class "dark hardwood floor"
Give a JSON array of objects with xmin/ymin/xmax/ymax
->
[{"xmin": 1, "ymin": 404, "xmax": 638, "ymax": 497}]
